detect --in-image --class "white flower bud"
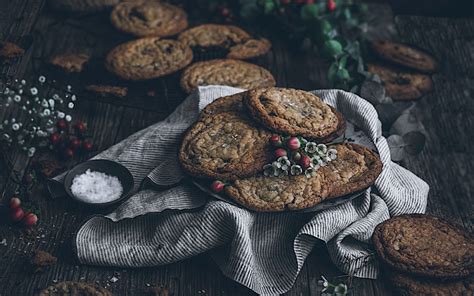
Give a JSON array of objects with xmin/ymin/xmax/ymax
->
[{"xmin": 65, "ymin": 115, "xmax": 72, "ymax": 122}]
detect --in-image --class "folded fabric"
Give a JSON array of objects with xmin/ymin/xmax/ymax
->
[{"xmin": 49, "ymin": 86, "xmax": 429, "ymax": 295}]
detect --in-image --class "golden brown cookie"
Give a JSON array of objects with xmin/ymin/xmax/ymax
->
[
  {"xmin": 244, "ymin": 88, "xmax": 345, "ymax": 141},
  {"xmin": 31, "ymin": 250, "xmax": 57, "ymax": 273},
  {"xmin": 367, "ymin": 63, "xmax": 433, "ymax": 101},
  {"xmin": 48, "ymin": 0, "xmax": 119, "ymax": 12},
  {"xmin": 371, "ymin": 40, "xmax": 437, "ymax": 73},
  {"xmin": 373, "ymin": 214, "xmax": 474, "ymax": 280},
  {"xmin": 110, "ymin": 1, "xmax": 188, "ymax": 37},
  {"xmin": 389, "ymin": 272, "xmax": 474, "ymax": 296},
  {"xmin": 85, "ymin": 85, "xmax": 128, "ymax": 97},
  {"xmin": 200, "ymin": 92, "xmax": 247, "ymax": 118},
  {"xmin": 106, "ymin": 38, "xmax": 193, "ymax": 81},
  {"xmin": 225, "ymin": 143, "xmax": 382, "ymax": 211},
  {"xmin": 178, "ymin": 24, "xmax": 270, "ymax": 59},
  {"xmin": 38, "ymin": 281, "xmax": 113, "ymax": 296},
  {"xmin": 179, "ymin": 111, "xmax": 273, "ymax": 181},
  {"xmin": 180, "ymin": 59, "xmax": 275, "ymax": 94},
  {"xmin": 50, "ymin": 53, "xmax": 90, "ymax": 73},
  {"xmin": 0, "ymin": 41, "xmax": 24, "ymax": 59}
]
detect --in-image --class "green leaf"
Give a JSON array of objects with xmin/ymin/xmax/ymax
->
[
  {"xmin": 240, "ymin": 2, "xmax": 260, "ymax": 20},
  {"xmin": 338, "ymin": 54, "xmax": 348, "ymax": 68},
  {"xmin": 263, "ymin": 0, "xmax": 275, "ymax": 14},
  {"xmin": 319, "ymin": 20, "xmax": 333, "ymax": 35},
  {"xmin": 336, "ymin": 68, "xmax": 350, "ymax": 80},
  {"xmin": 328, "ymin": 62, "xmax": 339, "ymax": 83},
  {"xmin": 301, "ymin": 4, "xmax": 318, "ymax": 20},
  {"xmin": 403, "ymin": 131, "xmax": 426, "ymax": 155},
  {"xmin": 323, "ymin": 40, "xmax": 343, "ymax": 56}
]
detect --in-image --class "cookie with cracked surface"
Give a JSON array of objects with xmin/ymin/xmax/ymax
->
[
  {"xmin": 50, "ymin": 53, "xmax": 90, "ymax": 73},
  {"xmin": 371, "ymin": 40, "xmax": 437, "ymax": 73},
  {"xmin": 38, "ymin": 281, "xmax": 113, "ymax": 296},
  {"xmin": 388, "ymin": 271, "xmax": 474, "ymax": 296},
  {"xmin": 373, "ymin": 214, "xmax": 474, "ymax": 280},
  {"xmin": 106, "ymin": 38, "xmax": 193, "ymax": 81},
  {"xmin": 178, "ymin": 24, "xmax": 270, "ymax": 59},
  {"xmin": 244, "ymin": 88, "xmax": 345, "ymax": 141},
  {"xmin": 201, "ymin": 92, "xmax": 247, "ymax": 118},
  {"xmin": 180, "ymin": 59, "xmax": 275, "ymax": 94},
  {"xmin": 179, "ymin": 111, "xmax": 273, "ymax": 181},
  {"xmin": 48, "ymin": 0, "xmax": 120, "ymax": 12},
  {"xmin": 111, "ymin": 1, "xmax": 188, "ymax": 37},
  {"xmin": 225, "ymin": 143, "xmax": 382, "ymax": 211},
  {"xmin": 367, "ymin": 63, "xmax": 433, "ymax": 101}
]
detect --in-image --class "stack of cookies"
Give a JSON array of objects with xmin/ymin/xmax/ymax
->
[
  {"xmin": 102, "ymin": 1, "xmax": 275, "ymax": 93},
  {"xmin": 373, "ymin": 214, "xmax": 474, "ymax": 295},
  {"xmin": 179, "ymin": 88, "xmax": 383, "ymax": 212}
]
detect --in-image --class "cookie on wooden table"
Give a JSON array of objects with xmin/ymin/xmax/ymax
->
[
  {"xmin": 178, "ymin": 24, "xmax": 271, "ymax": 59},
  {"xmin": 179, "ymin": 111, "xmax": 273, "ymax": 181},
  {"xmin": 180, "ymin": 59, "xmax": 275, "ymax": 94},
  {"xmin": 388, "ymin": 272, "xmax": 474, "ymax": 296},
  {"xmin": 373, "ymin": 214, "xmax": 474, "ymax": 280},
  {"xmin": 367, "ymin": 63, "xmax": 433, "ymax": 101},
  {"xmin": 50, "ymin": 53, "xmax": 90, "ymax": 73},
  {"xmin": 106, "ymin": 38, "xmax": 193, "ymax": 81},
  {"xmin": 371, "ymin": 40, "xmax": 437, "ymax": 73},
  {"xmin": 39, "ymin": 281, "xmax": 113, "ymax": 296},
  {"xmin": 110, "ymin": 1, "xmax": 188, "ymax": 37},
  {"xmin": 226, "ymin": 143, "xmax": 382, "ymax": 211},
  {"xmin": 48, "ymin": 0, "xmax": 120, "ymax": 12},
  {"xmin": 200, "ymin": 92, "xmax": 247, "ymax": 118},
  {"xmin": 244, "ymin": 88, "xmax": 345, "ymax": 141}
]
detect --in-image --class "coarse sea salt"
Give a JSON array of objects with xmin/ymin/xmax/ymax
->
[{"xmin": 70, "ymin": 169, "xmax": 123, "ymax": 203}]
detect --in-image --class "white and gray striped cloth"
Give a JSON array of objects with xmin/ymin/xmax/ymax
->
[{"xmin": 49, "ymin": 86, "xmax": 429, "ymax": 295}]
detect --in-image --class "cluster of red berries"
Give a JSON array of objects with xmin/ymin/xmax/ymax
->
[
  {"xmin": 218, "ymin": 6, "xmax": 235, "ymax": 23},
  {"xmin": 280, "ymin": 0, "xmax": 336, "ymax": 11},
  {"xmin": 270, "ymin": 135, "xmax": 312, "ymax": 169},
  {"xmin": 50, "ymin": 120, "xmax": 93, "ymax": 159},
  {"xmin": 8, "ymin": 197, "xmax": 38, "ymax": 227}
]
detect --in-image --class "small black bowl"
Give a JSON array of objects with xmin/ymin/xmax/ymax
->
[{"xmin": 64, "ymin": 159, "xmax": 134, "ymax": 207}]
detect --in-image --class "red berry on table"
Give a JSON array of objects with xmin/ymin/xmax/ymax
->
[
  {"xmin": 70, "ymin": 138, "xmax": 82, "ymax": 149},
  {"xmin": 82, "ymin": 140, "xmax": 93, "ymax": 151},
  {"xmin": 220, "ymin": 7, "xmax": 230, "ymax": 17},
  {"xmin": 270, "ymin": 135, "xmax": 283, "ymax": 147},
  {"xmin": 56, "ymin": 119, "xmax": 67, "ymax": 131},
  {"xmin": 306, "ymin": 0, "xmax": 315, "ymax": 4},
  {"xmin": 50, "ymin": 133, "xmax": 60, "ymax": 145},
  {"xmin": 63, "ymin": 148, "xmax": 74, "ymax": 158},
  {"xmin": 74, "ymin": 121, "xmax": 86, "ymax": 134},
  {"xmin": 9, "ymin": 197, "xmax": 21, "ymax": 209},
  {"xmin": 286, "ymin": 137, "xmax": 301, "ymax": 150},
  {"xmin": 299, "ymin": 155, "xmax": 312, "ymax": 169},
  {"xmin": 10, "ymin": 207, "xmax": 24, "ymax": 222},
  {"xmin": 327, "ymin": 0, "xmax": 336, "ymax": 11},
  {"xmin": 211, "ymin": 180, "xmax": 225, "ymax": 193},
  {"xmin": 23, "ymin": 212, "xmax": 38, "ymax": 227},
  {"xmin": 274, "ymin": 148, "xmax": 287, "ymax": 158}
]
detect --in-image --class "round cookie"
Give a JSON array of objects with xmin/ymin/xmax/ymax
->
[
  {"xmin": 179, "ymin": 111, "xmax": 273, "ymax": 181},
  {"xmin": 201, "ymin": 92, "xmax": 246, "ymax": 118},
  {"xmin": 244, "ymin": 88, "xmax": 344, "ymax": 141},
  {"xmin": 367, "ymin": 63, "xmax": 433, "ymax": 101},
  {"xmin": 370, "ymin": 40, "xmax": 437, "ymax": 73},
  {"xmin": 227, "ymin": 38, "xmax": 272, "ymax": 60},
  {"xmin": 39, "ymin": 281, "xmax": 113, "ymax": 296},
  {"xmin": 106, "ymin": 38, "xmax": 193, "ymax": 81},
  {"xmin": 225, "ymin": 143, "xmax": 382, "ymax": 212},
  {"xmin": 373, "ymin": 214, "xmax": 474, "ymax": 279},
  {"xmin": 180, "ymin": 59, "xmax": 275, "ymax": 94},
  {"xmin": 388, "ymin": 271, "xmax": 474, "ymax": 296},
  {"xmin": 111, "ymin": 1, "xmax": 188, "ymax": 37},
  {"xmin": 48, "ymin": 0, "xmax": 119, "ymax": 12}
]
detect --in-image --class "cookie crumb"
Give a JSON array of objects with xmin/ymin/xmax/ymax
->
[
  {"xmin": 0, "ymin": 41, "xmax": 24, "ymax": 59},
  {"xmin": 50, "ymin": 53, "xmax": 90, "ymax": 73},
  {"xmin": 85, "ymin": 85, "xmax": 128, "ymax": 98},
  {"xmin": 31, "ymin": 250, "xmax": 57, "ymax": 272},
  {"xmin": 144, "ymin": 286, "xmax": 169, "ymax": 296}
]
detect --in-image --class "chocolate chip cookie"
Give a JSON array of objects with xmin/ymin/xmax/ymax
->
[
  {"xmin": 180, "ymin": 59, "xmax": 275, "ymax": 94},
  {"xmin": 226, "ymin": 143, "xmax": 382, "ymax": 211},
  {"xmin": 201, "ymin": 92, "xmax": 247, "ymax": 118},
  {"xmin": 48, "ymin": 0, "xmax": 119, "ymax": 12},
  {"xmin": 367, "ymin": 63, "xmax": 433, "ymax": 101},
  {"xmin": 373, "ymin": 214, "xmax": 474, "ymax": 280},
  {"xmin": 106, "ymin": 38, "xmax": 193, "ymax": 81},
  {"xmin": 371, "ymin": 40, "xmax": 437, "ymax": 73},
  {"xmin": 244, "ymin": 88, "xmax": 345, "ymax": 141},
  {"xmin": 178, "ymin": 24, "xmax": 271, "ymax": 59},
  {"xmin": 111, "ymin": 1, "xmax": 188, "ymax": 37},
  {"xmin": 389, "ymin": 271, "xmax": 474, "ymax": 296},
  {"xmin": 179, "ymin": 111, "xmax": 273, "ymax": 181},
  {"xmin": 39, "ymin": 281, "xmax": 113, "ymax": 296},
  {"xmin": 50, "ymin": 53, "xmax": 90, "ymax": 73}
]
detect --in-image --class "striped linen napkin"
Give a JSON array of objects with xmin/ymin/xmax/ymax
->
[{"xmin": 48, "ymin": 86, "xmax": 429, "ymax": 295}]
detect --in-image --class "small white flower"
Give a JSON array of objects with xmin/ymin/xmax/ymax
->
[
  {"xmin": 290, "ymin": 164, "xmax": 303, "ymax": 176},
  {"xmin": 263, "ymin": 164, "xmax": 275, "ymax": 177},
  {"xmin": 68, "ymin": 102, "xmax": 74, "ymax": 109},
  {"xmin": 30, "ymin": 87, "xmax": 38, "ymax": 95},
  {"xmin": 27, "ymin": 147, "xmax": 36, "ymax": 157},
  {"xmin": 316, "ymin": 144, "xmax": 328, "ymax": 155},
  {"xmin": 11, "ymin": 118, "xmax": 16, "ymax": 123},
  {"xmin": 57, "ymin": 112, "xmax": 65, "ymax": 119},
  {"xmin": 49, "ymin": 99, "xmax": 55, "ymax": 107},
  {"xmin": 18, "ymin": 89, "xmax": 23, "ymax": 94},
  {"xmin": 322, "ymin": 156, "xmax": 331, "ymax": 163},
  {"xmin": 65, "ymin": 115, "xmax": 72, "ymax": 122},
  {"xmin": 12, "ymin": 123, "xmax": 20, "ymax": 131},
  {"xmin": 3, "ymin": 120, "xmax": 8, "ymax": 125},
  {"xmin": 71, "ymin": 95, "xmax": 76, "ymax": 101},
  {"xmin": 334, "ymin": 283, "xmax": 348, "ymax": 296},
  {"xmin": 21, "ymin": 79, "xmax": 26, "ymax": 85},
  {"xmin": 53, "ymin": 94, "xmax": 59, "ymax": 100},
  {"xmin": 41, "ymin": 100, "xmax": 49, "ymax": 107},
  {"xmin": 305, "ymin": 142, "xmax": 318, "ymax": 154},
  {"xmin": 327, "ymin": 148, "xmax": 338, "ymax": 160},
  {"xmin": 38, "ymin": 76, "xmax": 46, "ymax": 83},
  {"xmin": 43, "ymin": 109, "xmax": 51, "ymax": 116},
  {"xmin": 67, "ymin": 85, "xmax": 72, "ymax": 91},
  {"xmin": 13, "ymin": 95, "xmax": 21, "ymax": 102},
  {"xmin": 277, "ymin": 156, "xmax": 291, "ymax": 171},
  {"xmin": 318, "ymin": 276, "xmax": 330, "ymax": 291}
]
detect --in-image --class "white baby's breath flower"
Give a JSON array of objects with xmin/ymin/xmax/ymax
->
[
  {"xmin": 21, "ymin": 79, "xmax": 26, "ymax": 85},
  {"xmin": 65, "ymin": 115, "xmax": 72, "ymax": 122},
  {"xmin": 57, "ymin": 112, "xmax": 65, "ymax": 119},
  {"xmin": 41, "ymin": 100, "xmax": 48, "ymax": 107},
  {"xmin": 68, "ymin": 102, "xmax": 74, "ymax": 109},
  {"xmin": 27, "ymin": 147, "xmax": 36, "ymax": 157},
  {"xmin": 305, "ymin": 142, "xmax": 318, "ymax": 154},
  {"xmin": 43, "ymin": 109, "xmax": 51, "ymax": 116},
  {"xmin": 71, "ymin": 94, "xmax": 76, "ymax": 101},
  {"xmin": 12, "ymin": 123, "xmax": 20, "ymax": 131},
  {"xmin": 316, "ymin": 144, "xmax": 328, "ymax": 155},
  {"xmin": 30, "ymin": 87, "xmax": 38, "ymax": 95},
  {"xmin": 13, "ymin": 95, "xmax": 21, "ymax": 102},
  {"xmin": 49, "ymin": 99, "xmax": 55, "ymax": 107},
  {"xmin": 290, "ymin": 164, "xmax": 303, "ymax": 176},
  {"xmin": 327, "ymin": 148, "xmax": 338, "ymax": 160},
  {"xmin": 38, "ymin": 76, "xmax": 46, "ymax": 83}
]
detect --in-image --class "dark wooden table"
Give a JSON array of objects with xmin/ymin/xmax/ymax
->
[{"xmin": 0, "ymin": 1, "xmax": 473, "ymax": 295}]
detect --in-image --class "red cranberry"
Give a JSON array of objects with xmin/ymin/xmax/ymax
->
[
  {"xmin": 220, "ymin": 7, "xmax": 230, "ymax": 17},
  {"xmin": 211, "ymin": 180, "xmax": 225, "ymax": 193},
  {"xmin": 274, "ymin": 148, "xmax": 288, "ymax": 158},
  {"xmin": 74, "ymin": 121, "xmax": 87, "ymax": 135},
  {"xmin": 63, "ymin": 148, "xmax": 74, "ymax": 158},
  {"xmin": 270, "ymin": 135, "xmax": 283, "ymax": 147},
  {"xmin": 50, "ymin": 133, "xmax": 60, "ymax": 145},
  {"xmin": 56, "ymin": 119, "xmax": 67, "ymax": 131},
  {"xmin": 327, "ymin": 0, "xmax": 336, "ymax": 11},
  {"xmin": 82, "ymin": 140, "xmax": 93, "ymax": 151},
  {"xmin": 10, "ymin": 207, "xmax": 24, "ymax": 222},
  {"xmin": 9, "ymin": 197, "xmax": 21, "ymax": 209},
  {"xmin": 286, "ymin": 137, "xmax": 301, "ymax": 150},
  {"xmin": 299, "ymin": 155, "xmax": 312, "ymax": 169},
  {"xmin": 23, "ymin": 212, "xmax": 38, "ymax": 227},
  {"xmin": 70, "ymin": 138, "xmax": 82, "ymax": 150}
]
